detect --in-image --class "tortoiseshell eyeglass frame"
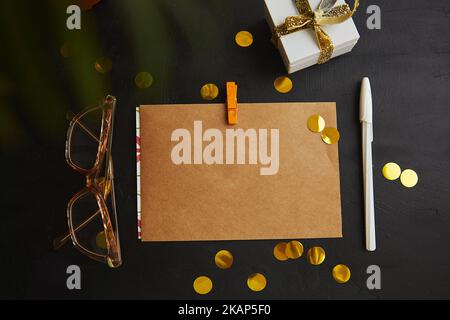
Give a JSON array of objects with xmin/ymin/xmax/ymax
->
[{"xmin": 54, "ymin": 95, "xmax": 122, "ymax": 268}]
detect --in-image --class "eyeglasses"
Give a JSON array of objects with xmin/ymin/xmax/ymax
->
[{"xmin": 54, "ymin": 95, "xmax": 122, "ymax": 268}]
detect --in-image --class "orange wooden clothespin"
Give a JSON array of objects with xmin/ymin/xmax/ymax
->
[{"xmin": 226, "ymin": 82, "xmax": 238, "ymax": 125}]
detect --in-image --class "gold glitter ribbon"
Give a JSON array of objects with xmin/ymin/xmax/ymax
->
[{"xmin": 273, "ymin": 0, "xmax": 359, "ymax": 64}]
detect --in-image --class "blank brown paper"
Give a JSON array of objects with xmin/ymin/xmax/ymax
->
[{"xmin": 139, "ymin": 102, "xmax": 342, "ymax": 241}]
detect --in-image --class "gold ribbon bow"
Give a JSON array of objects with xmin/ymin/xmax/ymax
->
[{"xmin": 273, "ymin": 0, "xmax": 359, "ymax": 64}]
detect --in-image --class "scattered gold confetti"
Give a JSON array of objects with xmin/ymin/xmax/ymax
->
[
  {"xmin": 274, "ymin": 76, "xmax": 293, "ymax": 93},
  {"xmin": 95, "ymin": 57, "xmax": 112, "ymax": 73},
  {"xmin": 135, "ymin": 72, "xmax": 154, "ymax": 89},
  {"xmin": 235, "ymin": 31, "xmax": 253, "ymax": 47},
  {"xmin": 400, "ymin": 169, "xmax": 418, "ymax": 188},
  {"xmin": 95, "ymin": 231, "xmax": 107, "ymax": 250},
  {"xmin": 200, "ymin": 83, "xmax": 219, "ymax": 101},
  {"xmin": 193, "ymin": 276, "xmax": 213, "ymax": 295},
  {"xmin": 247, "ymin": 273, "xmax": 267, "ymax": 292},
  {"xmin": 307, "ymin": 247, "xmax": 326, "ymax": 265},
  {"xmin": 307, "ymin": 114, "xmax": 326, "ymax": 133},
  {"xmin": 321, "ymin": 127, "xmax": 340, "ymax": 145},
  {"xmin": 285, "ymin": 240, "xmax": 304, "ymax": 260},
  {"xmin": 215, "ymin": 250, "xmax": 234, "ymax": 270},
  {"xmin": 332, "ymin": 264, "xmax": 351, "ymax": 284},
  {"xmin": 382, "ymin": 162, "xmax": 401, "ymax": 181},
  {"xmin": 273, "ymin": 242, "xmax": 288, "ymax": 261}
]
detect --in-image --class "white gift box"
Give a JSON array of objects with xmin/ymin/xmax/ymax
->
[{"xmin": 264, "ymin": 0, "xmax": 360, "ymax": 73}]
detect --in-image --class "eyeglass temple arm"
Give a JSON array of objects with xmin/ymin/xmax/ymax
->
[{"xmin": 53, "ymin": 209, "xmax": 100, "ymax": 250}]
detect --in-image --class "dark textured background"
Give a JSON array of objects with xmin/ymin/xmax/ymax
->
[{"xmin": 0, "ymin": 0, "xmax": 449, "ymax": 300}]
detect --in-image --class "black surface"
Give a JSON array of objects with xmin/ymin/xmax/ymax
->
[{"xmin": 1, "ymin": 0, "xmax": 450, "ymax": 300}]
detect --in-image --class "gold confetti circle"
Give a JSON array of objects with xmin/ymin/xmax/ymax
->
[
  {"xmin": 307, "ymin": 247, "xmax": 326, "ymax": 266},
  {"xmin": 247, "ymin": 273, "xmax": 267, "ymax": 292},
  {"xmin": 235, "ymin": 31, "xmax": 253, "ymax": 47},
  {"xmin": 274, "ymin": 76, "xmax": 293, "ymax": 94},
  {"xmin": 321, "ymin": 127, "xmax": 340, "ymax": 145},
  {"xmin": 106, "ymin": 257, "xmax": 115, "ymax": 268},
  {"xmin": 135, "ymin": 72, "xmax": 154, "ymax": 89},
  {"xmin": 95, "ymin": 57, "xmax": 112, "ymax": 73},
  {"xmin": 273, "ymin": 242, "xmax": 288, "ymax": 261},
  {"xmin": 200, "ymin": 83, "xmax": 219, "ymax": 101},
  {"xmin": 332, "ymin": 264, "xmax": 351, "ymax": 284},
  {"xmin": 400, "ymin": 169, "xmax": 418, "ymax": 188},
  {"xmin": 215, "ymin": 250, "xmax": 234, "ymax": 269},
  {"xmin": 193, "ymin": 276, "xmax": 213, "ymax": 295},
  {"xmin": 307, "ymin": 114, "xmax": 326, "ymax": 133},
  {"xmin": 382, "ymin": 162, "xmax": 402, "ymax": 181},
  {"xmin": 285, "ymin": 241, "xmax": 304, "ymax": 260},
  {"xmin": 95, "ymin": 231, "xmax": 107, "ymax": 250}
]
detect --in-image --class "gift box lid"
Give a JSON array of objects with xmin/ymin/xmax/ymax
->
[{"xmin": 265, "ymin": 0, "xmax": 360, "ymax": 68}]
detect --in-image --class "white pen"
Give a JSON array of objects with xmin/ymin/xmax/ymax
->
[{"xmin": 360, "ymin": 77, "xmax": 376, "ymax": 252}]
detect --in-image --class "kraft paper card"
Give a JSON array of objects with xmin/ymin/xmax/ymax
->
[{"xmin": 137, "ymin": 102, "xmax": 342, "ymax": 241}]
